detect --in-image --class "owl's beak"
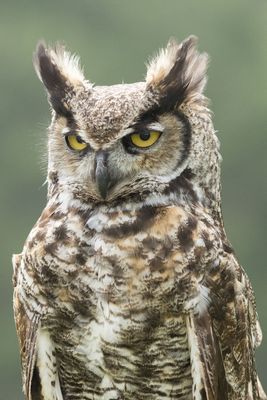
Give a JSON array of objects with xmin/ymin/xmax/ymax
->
[{"xmin": 95, "ymin": 151, "xmax": 109, "ymax": 199}]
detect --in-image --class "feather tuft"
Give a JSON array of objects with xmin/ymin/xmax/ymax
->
[
  {"xmin": 33, "ymin": 40, "xmax": 87, "ymax": 87},
  {"xmin": 146, "ymin": 36, "xmax": 209, "ymax": 109}
]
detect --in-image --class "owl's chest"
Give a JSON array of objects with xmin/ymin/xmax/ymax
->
[
  {"xmin": 38, "ymin": 203, "xmax": 213, "ymax": 319},
  {"xmin": 50, "ymin": 228, "xmax": 193, "ymax": 398},
  {"xmin": 31, "ymin": 204, "xmax": 215, "ymax": 398},
  {"xmin": 53, "ymin": 312, "xmax": 192, "ymax": 399},
  {"xmin": 74, "ymin": 205, "xmax": 195, "ymax": 313}
]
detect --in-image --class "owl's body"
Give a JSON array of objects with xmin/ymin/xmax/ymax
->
[{"xmin": 13, "ymin": 37, "xmax": 266, "ymax": 400}]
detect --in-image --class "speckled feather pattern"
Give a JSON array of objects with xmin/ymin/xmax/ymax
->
[{"xmin": 13, "ymin": 36, "xmax": 266, "ymax": 400}]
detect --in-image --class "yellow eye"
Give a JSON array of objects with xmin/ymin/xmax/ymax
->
[
  {"xmin": 65, "ymin": 134, "xmax": 88, "ymax": 151},
  {"xmin": 130, "ymin": 130, "xmax": 161, "ymax": 148}
]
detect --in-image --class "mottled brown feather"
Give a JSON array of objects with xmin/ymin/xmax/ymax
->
[{"xmin": 13, "ymin": 36, "xmax": 266, "ymax": 400}]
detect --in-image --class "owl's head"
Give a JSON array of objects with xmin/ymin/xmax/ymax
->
[{"xmin": 34, "ymin": 36, "xmax": 220, "ymax": 210}]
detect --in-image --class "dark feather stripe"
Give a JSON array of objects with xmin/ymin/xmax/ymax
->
[{"xmin": 33, "ymin": 42, "xmax": 74, "ymax": 119}]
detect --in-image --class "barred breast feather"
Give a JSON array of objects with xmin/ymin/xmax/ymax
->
[
  {"xmin": 14, "ymin": 187, "xmax": 265, "ymax": 399},
  {"xmin": 13, "ymin": 36, "xmax": 266, "ymax": 400}
]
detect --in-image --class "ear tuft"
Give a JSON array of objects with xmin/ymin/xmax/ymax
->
[
  {"xmin": 33, "ymin": 41, "xmax": 86, "ymax": 88},
  {"xmin": 33, "ymin": 41, "xmax": 90, "ymax": 116},
  {"xmin": 146, "ymin": 38, "xmax": 181, "ymax": 86},
  {"xmin": 146, "ymin": 36, "xmax": 208, "ymax": 108}
]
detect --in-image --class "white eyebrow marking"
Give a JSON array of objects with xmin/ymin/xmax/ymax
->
[
  {"xmin": 146, "ymin": 122, "xmax": 164, "ymax": 132},
  {"xmin": 123, "ymin": 127, "xmax": 135, "ymax": 136},
  {"xmin": 62, "ymin": 127, "xmax": 71, "ymax": 134},
  {"xmin": 61, "ymin": 128, "xmax": 90, "ymax": 145},
  {"xmin": 123, "ymin": 122, "xmax": 164, "ymax": 137}
]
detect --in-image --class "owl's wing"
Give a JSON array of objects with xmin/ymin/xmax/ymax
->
[
  {"xmin": 13, "ymin": 252, "xmax": 64, "ymax": 400},
  {"xmin": 186, "ymin": 254, "xmax": 266, "ymax": 400},
  {"xmin": 186, "ymin": 311, "xmax": 227, "ymax": 400},
  {"xmin": 13, "ymin": 253, "xmax": 42, "ymax": 400}
]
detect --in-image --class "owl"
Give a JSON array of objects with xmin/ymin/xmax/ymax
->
[{"xmin": 13, "ymin": 36, "xmax": 266, "ymax": 400}]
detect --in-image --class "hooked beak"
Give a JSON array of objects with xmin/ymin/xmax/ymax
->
[{"xmin": 94, "ymin": 151, "xmax": 109, "ymax": 199}]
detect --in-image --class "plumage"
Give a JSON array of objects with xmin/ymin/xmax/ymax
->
[{"xmin": 13, "ymin": 36, "xmax": 266, "ymax": 400}]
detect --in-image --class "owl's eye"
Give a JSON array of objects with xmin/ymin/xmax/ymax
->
[
  {"xmin": 130, "ymin": 130, "xmax": 161, "ymax": 148},
  {"xmin": 65, "ymin": 134, "xmax": 88, "ymax": 152}
]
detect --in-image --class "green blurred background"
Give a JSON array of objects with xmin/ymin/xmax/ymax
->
[{"xmin": 0, "ymin": 0, "xmax": 266, "ymax": 398}]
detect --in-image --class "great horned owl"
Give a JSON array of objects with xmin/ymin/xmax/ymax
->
[{"xmin": 13, "ymin": 36, "xmax": 266, "ymax": 400}]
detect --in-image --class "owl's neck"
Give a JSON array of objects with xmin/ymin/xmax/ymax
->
[{"xmin": 46, "ymin": 167, "xmax": 223, "ymax": 230}]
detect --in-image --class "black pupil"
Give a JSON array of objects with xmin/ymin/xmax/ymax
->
[
  {"xmin": 76, "ymin": 135, "xmax": 84, "ymax": 144},
  {"xmin": 139, "ymin": 131, "xmax": 151, "ymax": 141}
]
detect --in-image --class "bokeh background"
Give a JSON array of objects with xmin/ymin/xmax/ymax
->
[{"xmin": 0, "ymin": 0, "xmax": 266, "ymax": 398}]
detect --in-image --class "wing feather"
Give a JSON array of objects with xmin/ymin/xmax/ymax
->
[
  {"xmin": 13, "ymin": 253, "xmax": 42, "ymax": 400},
  {"xmin": 13, "ymin": 253, "xmax": 64, "ymax": 400},
  {"xmin": 186, "ymin": 254, "xmax": 266, "ymax": 400},
  {"xmin": 186, "ymin": 311, "xmax": 227, "ymax": 400}
]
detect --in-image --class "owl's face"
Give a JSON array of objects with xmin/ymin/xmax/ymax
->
[
  {"xmin": 49, "ymin": 92, "xmax": 188, "ymax": 201},
  {"xmin": 34, "ymin": 37, "xmax": 216, "ymax": 203}
]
